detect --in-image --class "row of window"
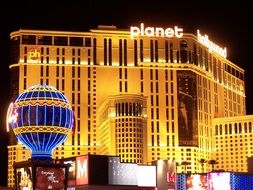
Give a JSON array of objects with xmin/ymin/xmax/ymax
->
[
  {"xmin": 21, "ymin": 36, "xmax": 244, "ymax": 80},
  {"xmin": 22, "ymin": 35, "xmax": 91, "ymax": 47},
  {"xmin": 215, "ymin": 122, "xmax": 252, "ymax": 135}
]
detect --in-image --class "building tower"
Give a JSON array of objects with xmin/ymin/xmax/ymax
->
[{"xmin": 6, "ymin": 24, "xmax": 252, "ymax": 187}]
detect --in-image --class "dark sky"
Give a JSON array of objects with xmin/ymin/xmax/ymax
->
[{"xmin": 0, "ymin": 0, "xmax": 252, "ymax": 186}]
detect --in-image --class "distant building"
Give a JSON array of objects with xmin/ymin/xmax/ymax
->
[{"xmin": 6, "ymin": 24, "xmax": 253, "ymax": 187}]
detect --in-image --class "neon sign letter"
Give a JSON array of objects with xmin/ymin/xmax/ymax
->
[
  {"xmin": 197, "ymin": 30, "xmax": 227, "ymax": 58},
  {"xmin": 130, "ymin": 23, "xmax": 183, "ymax": 39}
]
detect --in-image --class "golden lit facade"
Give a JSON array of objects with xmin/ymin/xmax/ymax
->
[
  {"xmin": 213, "ymin": 115, "xmax": 253, "ymax": 172},
  {"xmin": 7, "ymin": 25, "xmax": 247, "ymax": 187},
  {"xmin": 98, "ymin": 94, "xmax": 148, "ymax": 164}
]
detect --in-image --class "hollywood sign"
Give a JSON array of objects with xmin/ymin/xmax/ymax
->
[{"xmin": 197, "ymin": 30, "xmax": 227, "ymax": 58}]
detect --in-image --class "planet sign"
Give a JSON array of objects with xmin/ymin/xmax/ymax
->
[{"xmin": 7, "ymin": 84, "xmax": 75, "ymax": 160}]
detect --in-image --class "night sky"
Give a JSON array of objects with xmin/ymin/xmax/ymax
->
[{"xmin": 0, "ymin": 0, "xmax": 252, "ymax": 186}]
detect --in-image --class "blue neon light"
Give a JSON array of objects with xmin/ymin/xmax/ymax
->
[{"xmin": 8, "ymin": 84, "xmax": 74, "ymax": 160}]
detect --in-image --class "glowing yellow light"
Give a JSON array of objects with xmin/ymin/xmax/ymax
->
[
  {"xmin": 13, "ymin": 126, "xmax": 71, "ymax": 135},
  {"xmin": 27, "ymin": 48, "xmax": 41, "ymax": 60}
]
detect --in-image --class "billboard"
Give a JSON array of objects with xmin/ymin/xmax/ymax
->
[
  {"xmin": 137, "ymin": 165, "xmax": 156, "ymax": 187},
  {"xmin": 76, "ymin": 155, "xmax": 89, "ymax": 185},
  {"xmin": 207, "ymin": 172, "xmax": 231, "ymax": 190},
  {"xmin": 108, "ymin": 157, "xmax": 138, "ymax": 185},
  {"xmin": 177, "ymin": 71, "xmax": 198, "ymax": 146},
  {"xmin": 154, "ymin": 160, "xmax": 176, "ymax": 190},
  {"xmin": 61, "ymin": 158, "xmax": 76, "ymax": 187},
  {"xmin": 186, "ymin": 174, "xmax": 208, "ymax": 190},
  {"xmin": 35, "ymin": 167, "xmax": 66, "ymax": 190},
  {"xmin": 16, "ymin": 167, "xmax": 33, "ymax": 190}
]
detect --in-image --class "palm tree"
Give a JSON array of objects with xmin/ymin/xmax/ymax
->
[
  {"xmin": 198, "ymin": 158, "xmax": 207, "ymax": 173},
  {"xmin": 181, "ymin": 161, "xmax": 191, "ymax": 173},
  {"xmin": 208, "ymin": 159, "xmax": 219, "ymax": 171}
]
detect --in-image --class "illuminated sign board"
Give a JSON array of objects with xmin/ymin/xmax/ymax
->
[
  {"xmin": 131, "ymin": 23, "xmax": 183, "ymax": 39},
  {"xmin": 16, "ymin": 167, "xmax": 33, "ymax": 190},
  {"xmin": 108, "ymin": 157, "xmax": 138, "ymax": 185},
  {"xmin": 137, "ymin": 165, "xmax": 156, "ymax": 187},
  {"xmin": 186, "ymin": 174, "xmax": 208, "ymax": 190},
  {"xmin": 76, "ymin": 155, "xmax": 88, "ymax": 185},
  {"xmin": 35, "ymin": 167, "xmax": 66, "ymax": 190},
  {"xmin": 28, "ymin": 48, "xmax": 41, "ymax": 60},
  {"xmin": 155, "ymin": 160, "xmax": 176, "ymax": 190},
  {"xmin": 207, "ymin": 172, "xmax": 231, "ymax": 190},
  {"xmin": 197, "ymin": 30, "xmax": 227, "ymax": 58}
]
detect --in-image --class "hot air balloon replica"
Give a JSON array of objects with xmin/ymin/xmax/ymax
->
[{"xmin": 7, "ymin": 84, "xmax": 74, "ymax": 190}]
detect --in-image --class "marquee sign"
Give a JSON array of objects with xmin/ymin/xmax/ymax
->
[
  {"xmin": 130, "ymin": 23, "xmax": 183, "ymax": 39},
  {"xmin": 76, "ymin": 155, "xmax": 88, "ymax": 185}
]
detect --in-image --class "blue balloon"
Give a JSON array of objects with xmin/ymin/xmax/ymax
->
[{"xmin": 7, "ymin": 84, "xmax": 74, "ymax": 160}]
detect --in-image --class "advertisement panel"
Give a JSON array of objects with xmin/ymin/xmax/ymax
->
[
  {"xmin": 207, "ymin": 172, "xmax": 231, "ymax": 190},
  {"xmin": 16, "ymin": 167, "xmax": 33, "ymax": 190},
  {"xmin": 137, "ymin": 165, "xmax": 156, "ymax": 187},
  {"xmin": 177, "ymin": 71, "xmax": 198, "ymax": 146},
  {"xmin": 62, "ymin": 158, "xmax": 76, "ymax": 187},
  {"xmin": 186, "ymin": 174, "xmax": 208, "ymax": 190},
  {"xmin": 35, "ymin": 167, "xmax": 65, "ymax": 190},
  {"xmin": 108, "ymin": 157, "xmax": 138, "ymax": 185},
  {"xmin": 155, "ymin": 160, "xmax": 176, "ymax": 190},
  {"xmin": 76, "ymin": 155, "xmax": 89, "ymax": 185}
]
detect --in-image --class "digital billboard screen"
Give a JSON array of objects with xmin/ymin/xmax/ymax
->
[
  {"xmin": 35, "ymin": 166, "xmax": 66, "ymax": 190},
  {"xmin": 207, "ymin": 172, "xmax": 231, "ymax": 190},
  {"xmin": 108, "ymin": 157, "xmax": 138, "ymax": 185},
  {"xmin": 186, "ymin": 174, "xmax": 208, "ymax": 190},
  {"xmin": 16, "ymin": 167, "xmax": 33, "ymax": 190},
  {"xmin": 137, "ymin": 165, "xmax": 156, "ymax": 187}
]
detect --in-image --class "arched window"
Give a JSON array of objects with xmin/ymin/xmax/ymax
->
[
  {"xmin": 133, "ymin": 103, "xmax": 136, "ymax": 116},
  {"xmin": 129, "ymin": 103, "xmax": 132, "ymax": 116},
  {"xmin": 229, "ymin": 124, "xmax": 232, "ymax": 134},
  {"xmin": 225, "ymin": 124, "xmax": 228, "ymax": 134},
  {"xmin": 215, "ymin": 125, "xmax": 218, "ymax": 135},
  {"xmin": 115, "ymin": 103, "xmax": 118, "ymax": 116},
  {"xmin": 219, "ymin": 124, "xmax": 222, "ymax": 135},
  {"xmin": 122, "ymin": 103, "xmax": 125, "ymax": 116},
  {"xmin": 244, "ymin": 122, "xmax": 247, "ymax": 133},
  {"xmin": 125, "ymin": 103, "xmax": 128, "ymax": 116},
  {"xmin": 239, "ymin": 123, "xmax": 242, "ymax": 133},
  {"xmin": 234, "ymin": 123, "xmax": 238, "ymax": 134}
]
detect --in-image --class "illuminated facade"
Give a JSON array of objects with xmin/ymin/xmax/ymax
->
[
  {"xmin": 7, "ymin": 24, "xmax": 249, "ymax": 187},
  {"xmin": 213, "ymin": 115, "xmax": 253, "ymax": 172}
]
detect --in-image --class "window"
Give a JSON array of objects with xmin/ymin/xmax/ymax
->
[
  {"xmin": 134, "ymin": 40, "xmax": 138, "ymax": 66},
  {"xmin": 70, "ymin": 37, "xmax": 83, "ymax": 46},
  {"xmin": 54, "ymin": 36, "xmax": 67, "ymax": 46},
  {"xmin": 85, "ymin": 37, "xmax": 91, "ymax": 47},
  {"xmin": 38, "ymin": 36, "xmax": 52, "ymax": 45},
  {"xmin": 150, "ymin": 40, "xmax": 154, "ymax": 62},
  {"xmin": 22, "ymin": 35, "xmax": 36, "ymax": 44}
]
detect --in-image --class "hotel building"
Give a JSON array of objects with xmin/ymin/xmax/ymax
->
[{"xmin": 6, "ymin": 24, "xmax": 253, "ymax": 187}]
